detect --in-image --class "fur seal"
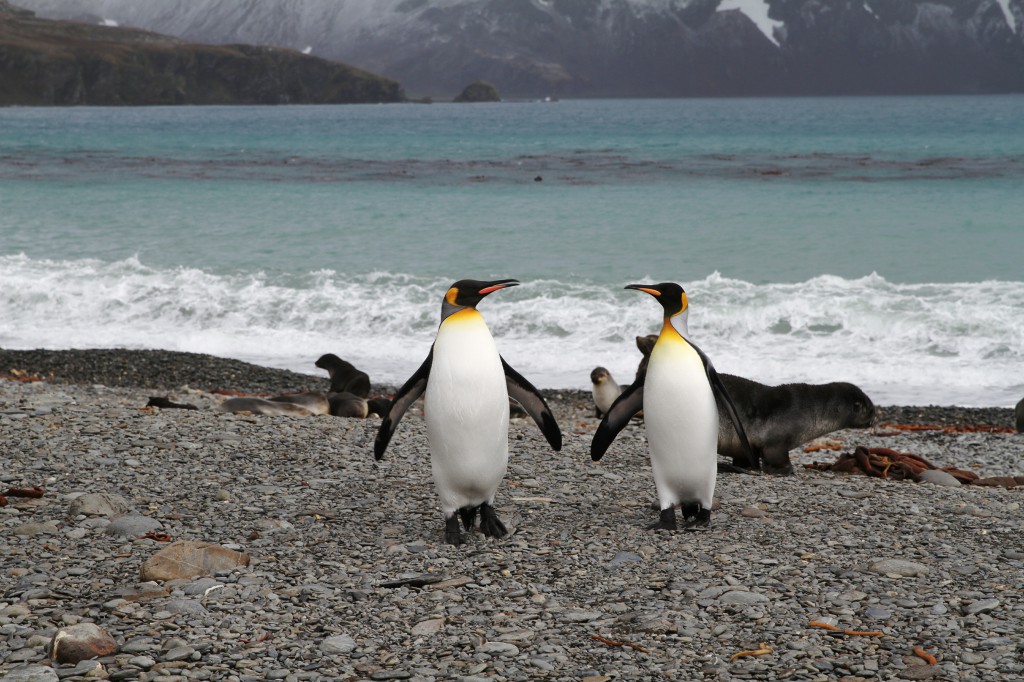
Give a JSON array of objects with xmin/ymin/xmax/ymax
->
[
  {"xmin": 269, "ymin": 392, "xmax": 331, "ymax": 415},
  {"xmin": 635, "ymin": 334, "xmax": 876, "ymax": 474},
  {"xmin": 215, "ymin": 397, "xmax": 315, "ymax": 417},
  {"xmin": 315, "ymin": 354, "xmax": 371, "ymax": 397},
  {"xmin": 328, "ymin": 392, "xmax": 369, "ymax": 418},
  {"xmin": 1016, "ymin": 397, "xmax": 1024, "ymax": 433},
  {"xmin": 146, "ymin": 396, "xmax": 198, "ymax": 410},
  {"xmin": 590, "ymin": 366, "xmax": 622, "ymax": 417}
]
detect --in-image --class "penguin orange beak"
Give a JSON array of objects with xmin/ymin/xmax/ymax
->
[
  {"xmin": 625, "ymin": 284, "xmax": 661, "ymax": 297},
  {"xmin": 478, "ymin": 279, "xmax": 519, "ymax": 295}
]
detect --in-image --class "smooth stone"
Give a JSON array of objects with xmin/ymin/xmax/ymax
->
[
  {"xmin": 0, "ymin": 665, "xmax": 60, "ymax": 682},
  {"xmin": 411, "ymin": 618, "xmax": 444, "ymax": 636},
  {"xmin": 963, "ymin": 598, "xmax": 1000, "ymax": 615},
  {"xmin": 104, "ymin": 515, "xmax": 163, "ymax": 537},
  {"xmin": 478, "ymin": 642, "xmax": 520, "ymax": 656},
  {"xmin": 606, "ymin": 551, "xmax": 643, "ymax": 568},
  {"xmin": 12, "ymin": 521, "xmax": 59, "ymax": 536},
  {"xmin": 901, "ymin": 664, "xmax": 940, "ymax": 679},
  {"xmin": 163, "ymin": 645, "xmax": 195, "ymax": 661},
  {"xmin": 49, "ymin": 623, "xmax": 118, "ymax": 664},
  {"xmin": 867, "ymin": 559, "xmax": 930, "ymax": 577},
  {"xmin": 962, "ymin": 652, "xmax": 986, "ymax": 664},
  {"xmin": 740, "ymin": 507, "xmax": 767, "ymax": 518},
  {"xmin": 918, "ymin": 470, "xmax": 962, "ymax": 487},
  {"xmin": 369, "ymin": 671, "xmax": 412, "ymax": 681},
  {"xmin": 321, "ymin": 635, "xmax": 357, "ymax": 655},
  {"xmin": 865, "ymin": 607, "xmax": 892, "ymax": 620},
  {"xmin": 165, "ymin": 599, "xmax": 207, "ymax": 615},
  {"xmin": 561, "ymin": 610, "xmax": 602, "ymax": 622},
  {"xmin": 54, "ymin": 660, "xmax": 102, "ymax": 679},
  {"xmin": 181, "ymin": 577, "xmax": 225, "ymax": 596},
  {"xmin": 717, "ymin": 590, "xmax": 769, "ymax": 605},
  {"xmin": 67, "ymin": 493, "xmax": 130, "ymax": 518},
  {"xmin": 140, "ymin": 541, "xmax": 250, "ymax": 581},
  {"xmin": 128, "ymin": 656, "xmax": 156, "ymax": 669}
]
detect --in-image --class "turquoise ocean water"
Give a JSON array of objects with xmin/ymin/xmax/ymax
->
[{"xmin": 2, "ymin": 96, "xmax": 1023, "ymax": 406}]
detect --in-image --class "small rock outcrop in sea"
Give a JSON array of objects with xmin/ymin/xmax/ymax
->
[{"xmin": 453, "ymin": 80, "xmax": 500, "ymax": 103}]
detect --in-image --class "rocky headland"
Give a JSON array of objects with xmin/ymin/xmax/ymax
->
[{"xmin": 0, "ymin": 1, "xmax": 404, "ymax": 106}]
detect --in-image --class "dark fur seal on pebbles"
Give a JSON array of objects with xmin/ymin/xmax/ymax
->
[
  {"xmin": 315, "ymin": 354, "xmax": 371, "ymax": 397},
  {"xmin": 146, "ymin": 396, "xmax": 198, "ymax": 410},
  {"xmin": 328, "ymin": 392, "xmax": 369, "ymax": 418},
  {"xmin": 635, "ymin": 335, "xmax": 876, "ymax": 474}
]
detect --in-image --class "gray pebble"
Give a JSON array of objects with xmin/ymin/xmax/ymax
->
[{"xmin": 918, "ymin": 469, "xmax": 962, "ymax": 487}]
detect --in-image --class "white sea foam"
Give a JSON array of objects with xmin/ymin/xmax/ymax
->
[{"xmin": 2, "ymin": 255, "xmax": 1022, "ymax": 407}]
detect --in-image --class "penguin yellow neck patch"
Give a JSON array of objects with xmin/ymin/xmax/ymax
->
[{"xmin": 444, "ymin": 307, "xmax": 482, "ymax": 324}]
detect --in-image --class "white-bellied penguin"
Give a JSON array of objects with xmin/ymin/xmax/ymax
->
[
  {"xmin": 591, "ymin": 282, "xmax": 755, "ymax": 530},
  {"xmin": 374, "ymin": 278, "xmax": 562, "ymax": 545}
]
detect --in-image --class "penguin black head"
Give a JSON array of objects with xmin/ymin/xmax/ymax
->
[
  {"xmin": 624, "ymin": 282, "xmax": 689, "ymax": 318},
  {"xmin": 441, "ymin": 278, "xmax": 519, "ymax": 321}
]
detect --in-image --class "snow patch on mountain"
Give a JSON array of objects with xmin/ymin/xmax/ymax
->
[
  {"xmin": 717, "ymin": 0, "xmax": 783, "ymax": 46},
  {"xmin": 995, "ymin": 0, "xmax": 1017, "ymax": 33}
]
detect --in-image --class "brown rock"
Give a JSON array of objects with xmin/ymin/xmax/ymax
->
[
  {"xmin": 49, "ymin": 623, "xmax": 117, "ymax": 664},
  {"xmin": 140, "ymin": 541, "xmax": 250, "ymax": 581}
]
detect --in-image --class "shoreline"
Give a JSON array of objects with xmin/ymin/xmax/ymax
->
[
  {"xmin": 1, "ymin": 346, "xmax": 1018, "ymax": 417},
  {"xmin": 1, "ymin": 348, "xmax": 1022, "ymax": 681}
]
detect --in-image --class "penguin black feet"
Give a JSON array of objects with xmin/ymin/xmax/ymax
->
[
  {"xmin": 647, "ymin": 506, "xmax": 677, "ymax": 531},
  {"xmin": 458, "ymin": 506, "xmax": 478, "ymax": 533},
  {"xmin": 478, "ymin": 502, "xmax": 508, "ymax": 539},
  {"xmin": 681, "ymin": 503, "xmax": 711, "ymax": 530},
  {"xmin": 446, "ymin": 504, "xmax": 506, "ymax": 545},
  {"xmin": 444, "ymin": 515, "xmax": 465, "ymax": 546}
]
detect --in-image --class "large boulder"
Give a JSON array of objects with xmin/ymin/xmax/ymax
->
[{"xmin": 1016, "ymin": 397, "xmax": 1023, "ymax": 433}]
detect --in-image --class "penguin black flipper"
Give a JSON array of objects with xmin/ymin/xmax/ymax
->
[
  {"xmin": 373, "ymin": 347, "xmax": 433, "ymax": 461},
  {"xmin": 690, "ymin": 342, "xmax": 759, "ymax": 470},
  {"xmin": 500, "ymin": 356, "xmax": 562, "ymax": 451},
  {"xmin": 591, "ymin": 379, "xmax": 645, "ymax": 461}
]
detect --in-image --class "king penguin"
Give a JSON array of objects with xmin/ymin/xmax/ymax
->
[
  {"xmin": 591, "ymin": 282, "xmax": 755, "ymax": 530},
  {"xmin": 374, "ymin": 278, "xmax": 562, "ymax": 545}
]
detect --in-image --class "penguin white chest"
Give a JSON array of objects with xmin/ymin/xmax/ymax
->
[
  {"xmin": 643, "ymin": 335, "xmax": 719, "ymax": 508},
  {"xmin": 425, "ymin": 311, "xmax": 510, "ymax": 512}
]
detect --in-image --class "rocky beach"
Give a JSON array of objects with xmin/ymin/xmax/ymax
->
[{"xmin": 1, "ymin": 349, "xmax": 1021, "ymax": 682}]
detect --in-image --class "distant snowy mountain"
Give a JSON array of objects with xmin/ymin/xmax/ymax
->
[{"xmin": 13, "ymin": 0, "xmax": 1024, "ymax": 98}]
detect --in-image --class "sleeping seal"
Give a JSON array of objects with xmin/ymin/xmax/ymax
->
[
  {"xmin": 269, "ymin": 392, "xmax": 331, "ymax": 415},
  {"xmin": 215, "ymin": 397, "xmax": 315, "ymax": 417},
  {"xmin": 314, "ymin": 354, "xmax": 371, "ymax": 397},
  {"xmin": 635, "ymin": 335, "xmax": 876, "ymax": 474}
]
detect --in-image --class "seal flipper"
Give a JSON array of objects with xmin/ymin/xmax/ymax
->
[
  {"xmin": 591, "ymin": 379, "xmax": 645, "ymax": 461},
  {"xmin": 373, "ymin": 347, "xmax": 433, "ymax": 460},
  {"xmin": 501, "ymin": 357, "xmax": 562, "ymax": 451},
  {"xmin": 690, "ymin": 342, "xmax": 759, "ymax": 471}
]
